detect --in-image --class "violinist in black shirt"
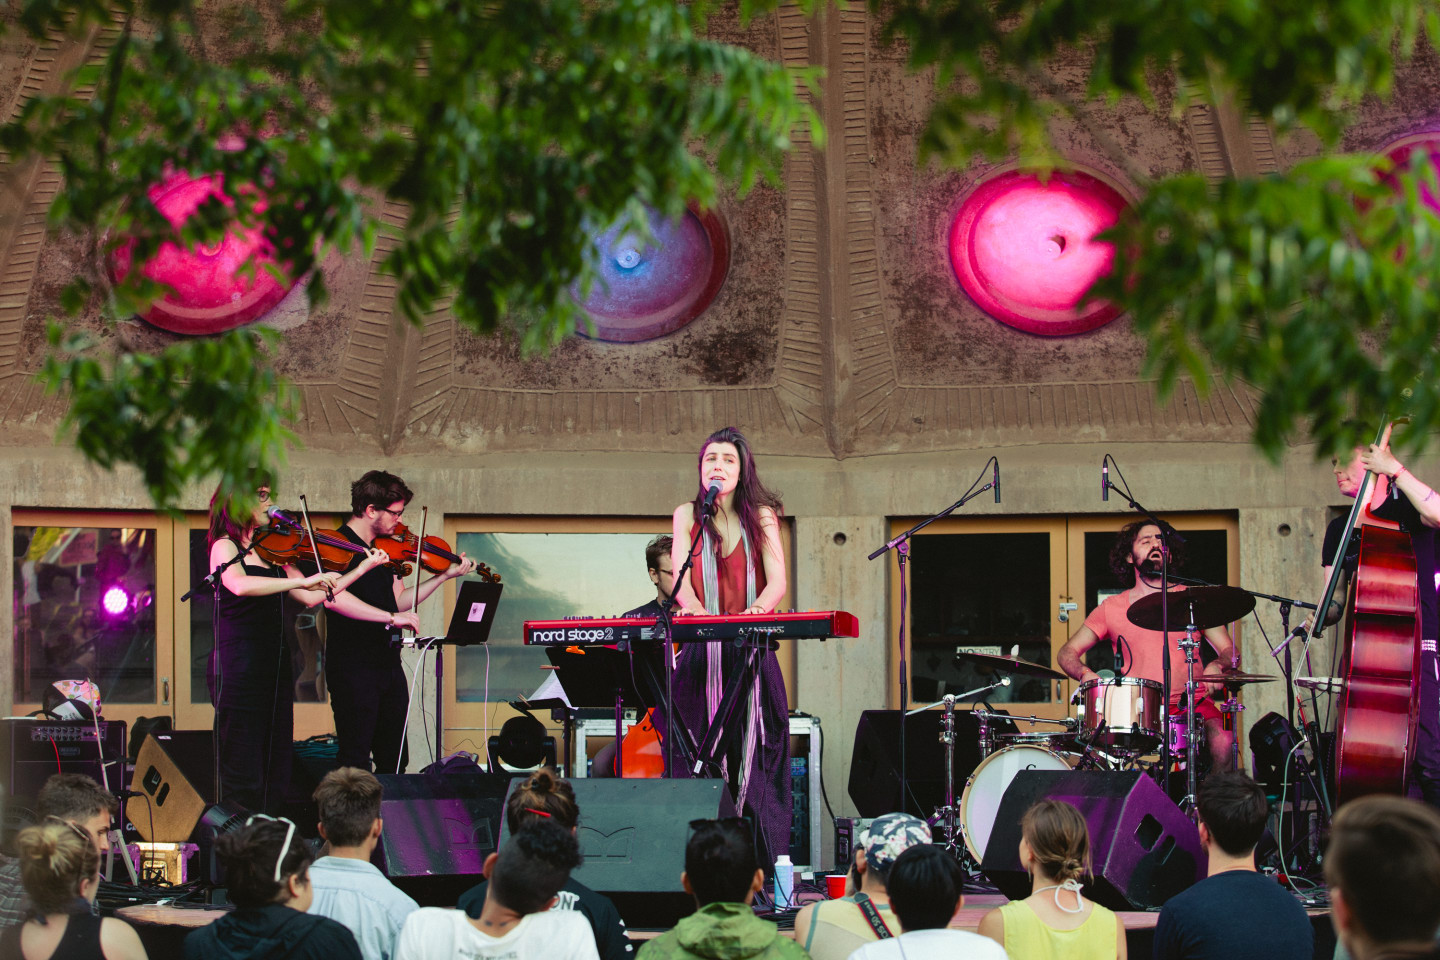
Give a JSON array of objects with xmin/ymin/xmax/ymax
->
[{"xmin": 323, "ymin": 471, "xmax": 477, "ymax": 774}]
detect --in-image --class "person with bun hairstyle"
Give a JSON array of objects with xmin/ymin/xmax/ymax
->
[
  {"xmin": 668, "ymin": 427, "xmax": 791, "ymax": 863},
  {"xmin": 977, "ymin": 800, "xmax": 1125, "ymax": 959},
  {"xmin": 457, "ymin": 768, "xmax": 633, "ymax": 960},
  {"xmin": 0, "ymin": 820, "xmax": 147, "ymax": 960},
  {"xmin": 183, "ymin": 818, "xmax": 361, "ymax": 960}
]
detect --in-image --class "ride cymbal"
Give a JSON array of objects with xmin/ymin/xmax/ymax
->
[{"xmin": 1126, "ymin": 585, "xmax": 1256, "ymax": 631}]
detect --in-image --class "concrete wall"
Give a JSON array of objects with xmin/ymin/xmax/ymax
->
[{"xmin": 1, "ymin": 5, "xmax": 1437, "ymax": 865}]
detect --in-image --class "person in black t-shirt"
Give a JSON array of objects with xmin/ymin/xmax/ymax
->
[
  {"xmin": 458, "ymin": 767, "xmax": 633, "ymax": 960},
  {"xmin": 323, "ymin": 471, "xmax": 477, "ymax": 774},
  {"xmin": 621, "ymin": 534, "xmax": 675, "ymax": 620},
  {"xmin": 1319, "ymin": 430, "xmax": 1440, "ymax": 805},
  {"xmin": 1152, "ymin": 772, "xmax": 1312, "ymax": 960}
]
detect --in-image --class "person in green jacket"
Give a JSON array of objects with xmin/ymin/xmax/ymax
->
[{"xmin": 638, "ymin": 819, "xmax": 810, "ymax": 960}]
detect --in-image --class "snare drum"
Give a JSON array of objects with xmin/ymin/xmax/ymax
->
[
  {"xmin": 959, "ymin": 745, "xmax": 1075, "ymax": 862},
  {"xmin": 1075, "ymin": 677, "xmax": 1163, "ymax": 750}
]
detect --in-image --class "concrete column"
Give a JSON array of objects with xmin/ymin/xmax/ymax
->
[
  {"xmin": 1237, "ymin": 506, "xmax": 1336, "ymax": 743},
  {"xmin": 793, "ymin": 515, "xmax": 890, "ymax": 868}
]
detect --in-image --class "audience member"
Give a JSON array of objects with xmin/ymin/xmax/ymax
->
[
  {"xmin": 0, "ymin": 773, "xmax": 117, "ymax": 928},
  {"xmin": 183, "ymin": 817, "xmax": 361, "ymax": 960},
  {"xmin": 0, "ymin": 820, "xmax": 146, "ymax": 960},
  {"xmin": 459, "ymin": 767, "xmax": 632, "ymax": 960},
  {"xmin": 848, "ymin": 844, "xmax": 1007, "ymax": 960},
  {"xmin": 794, "ymin": 813, "xmax": 930, "ymax": 959},
  {"xmin": 1327, "ymin": 795, "xmax": 1440, "ymax": 960},
  {"xmin": 1152, "ymin": 772, "xmax": 1311, "ymax": 960},
  {"xmin": 397, "ymin": 820, "xmax": 596, "ymax": 960},
  {"xmin": 638, "ymin": 818, "xmax": 808, "ymax": 960},
  {"xmin": 307, "ymin": 768, "xmax": 418, "ymax": 960},
  {"xmin": 978, "ymin": 799, "xmax": 1124, "ymax": 959}
]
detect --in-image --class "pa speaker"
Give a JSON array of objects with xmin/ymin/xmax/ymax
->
[
  {"xmin": 848, "ymin": 709, "xmax": 1015, "ymax": 818},
  {"xmin": 980, "ymin": 769, "xmax": 1204, "ymax": 910},
  {"xmin": 373, "ymin": 771, "xmax": 516, "ymax": 903},
  {"xmin": 0, "ymin": 719, "xmax": 127, "ymax": 844},
  {"xmin": 127, "ymin": 732, "xmax": 213, "ymax": 842},
  {"xmin": 497, "ymin": 778, "xmax": 725, "ymax": 927}
]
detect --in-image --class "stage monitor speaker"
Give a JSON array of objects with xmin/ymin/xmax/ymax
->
[
  {"xmin": 373, "ymin": 771, "xmax": 516, "ymax": 903},
  {"xmin": 0, "ymin": 719, "xmax": 126, "ymax": 838},
  {"xmin": 980, "ymin": 769, "xmax": 1204, "ymax": 911},
  {"xmin": 128, "ymin": 732, "xmax": 212, "ymax": 842},
  {"xmin": 848, "ymin": 708, "xmax": 1015, "ymax": 818},
  {"xmin": 497, "ymin": 778, "xmax": 725, "ymax": 927}
]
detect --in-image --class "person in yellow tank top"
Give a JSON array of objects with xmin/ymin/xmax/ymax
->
[{"xmin": 977, "ymin": 799, "xmax": 1127, "ymax": 960}]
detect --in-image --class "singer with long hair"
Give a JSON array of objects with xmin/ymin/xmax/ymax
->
[
  {"xmin": 207, "ymin": 476, "xmax": 385, "ymax": 812},
  {"xmin": 669, "ymin": 426, "xmax": 791, "ymax": 862}
]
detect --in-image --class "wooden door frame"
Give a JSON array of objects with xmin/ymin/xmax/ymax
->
[
  {"xmin": 886, "ymin": 515, "xmax": 1072, "ymax": 720},
  {"xmin": 13, "ymin": 509, "xmax": 175, "ymax": 736}
]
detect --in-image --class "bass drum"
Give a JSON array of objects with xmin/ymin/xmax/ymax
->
[{"xmin": 960, "ymin": 745, "xmax": 1075, "ymax": 862}]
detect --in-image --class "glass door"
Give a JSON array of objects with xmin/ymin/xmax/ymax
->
[
  {"xmin": 889, "ymin": 516, "xmax": 1073, "ymax": 723},
  {"xmin": 13, "ymin": 510, "xmax": 175, "ymax": 736}
]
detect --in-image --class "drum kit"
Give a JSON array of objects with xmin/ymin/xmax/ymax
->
[{"xmin": 911, "ymin": 585, "xmax": 1282, "ymax": 867}]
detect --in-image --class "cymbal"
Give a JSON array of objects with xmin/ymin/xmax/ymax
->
[
  {"xmin": 1126, "ymin": 585, "xmax": 1256, "ymax": 632},
  {"xmin": 1214, "ymin": 670, "xmax": 1279, "ymax": 687},
  {"xmin": 954, "ymin": 650, "xmax": 1067, "ymax": 681}
]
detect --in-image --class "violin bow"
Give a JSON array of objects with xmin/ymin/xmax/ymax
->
[
  {"xmin": 409, "ymin": 505, "xmax": 426, "ymax": 629},
  {"xmin": 297, "ymin": 493, "xmax": 335, "ymax": 602}
]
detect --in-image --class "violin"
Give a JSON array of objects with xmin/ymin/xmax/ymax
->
[
  {"xmin": 252, "ymin": 524, "xmax": 412, "ymax": 577},
  {"xmin": 376, "ymin": 523, "xmax": 500, "ymax": 582}
]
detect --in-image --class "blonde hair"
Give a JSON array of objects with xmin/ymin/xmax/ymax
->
[
  {"xmin": 1021, "ymin": 799, "xmax": 1091, "ymax": 883},
  {"xmin": 16, "ymin": 821, "xmax": 97, "ymax": 914}
]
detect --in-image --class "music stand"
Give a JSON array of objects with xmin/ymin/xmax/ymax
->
[
  {"xmin": 403, "ymin": 580, "xmax": 504, "ymax": 766},
  {"xmin": 546, "ymin": 646, "xmax": 658, "ymax": 777}
]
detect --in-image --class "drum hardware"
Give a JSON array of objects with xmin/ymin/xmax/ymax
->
[
  {"xmin": 1296, "ymin": 676, "xmax": 1344, "ymax": 694},
  {"xmin": 907, "ymin": 677, "xmax": 1011, "ymax": 857}
]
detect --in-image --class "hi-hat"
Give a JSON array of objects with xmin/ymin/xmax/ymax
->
[
  {"xmin": 1126, "ymin": 585, "xmax": 1256, "ymax": 631},
  {"xmin": 953, "ymin": 650, "xmax": 1067, "ymax": 681}
]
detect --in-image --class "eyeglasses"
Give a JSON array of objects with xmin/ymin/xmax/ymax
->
[
  {"xmin": 256, "ymin": 489, "xmax": 271, "ymax": 503},
  {"xmin": 245, "ymin": 814, "xmax": 298, "ymax": 883},
  {"xmin": 374, "ymin": 506, "xmax": 404, "ymax": 518}
]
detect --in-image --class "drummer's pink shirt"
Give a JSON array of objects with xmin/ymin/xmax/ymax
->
[{"xmin": 1081, "ymin": 587, "xmax": 1213, "ymax": 711}]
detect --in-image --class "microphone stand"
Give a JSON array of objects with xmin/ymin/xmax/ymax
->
[
  {"xmin": 655, "ymin": 506, "xmax": 713, "ymax": 778},
  {"xmin": 1102, "ymin": 458, "xmax": 1187, "ymax": 807},
  {"xmin": 869, "ymin": 457, "xmax": 998, "ymax": 818}
]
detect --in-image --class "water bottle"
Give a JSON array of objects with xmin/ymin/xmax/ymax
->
[{"xmin": 774, "ymin": 854, "xmax": 794, "ymax": 910}]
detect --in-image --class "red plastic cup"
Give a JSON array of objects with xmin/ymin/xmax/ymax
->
[{"xmin": 825, "ymin": 874, "xmax": 848, "ymax": 899}]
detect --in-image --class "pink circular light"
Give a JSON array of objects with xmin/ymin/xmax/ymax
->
[
  {"xmin": 101, "ymin": 586, "xmax": 130, "ymax": 616},
  {"xmin": 1380, "ymin": 134, "xmax": 1440, "ymax": 213},
  {"xmin": 108, "ymin": 170, "xmax": 297, "ymax": 336},
  {"xmin": 949, "ymin": 169, "xmax": 1129, "ymax": 336}
]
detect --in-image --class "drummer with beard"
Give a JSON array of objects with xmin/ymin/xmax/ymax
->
[{"xmin": 1057, "ymin": 520, "xmax": 1238, "ymax": 770}]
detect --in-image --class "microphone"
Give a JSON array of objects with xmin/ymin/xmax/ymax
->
[
  {"xmin": 701, "ymin": 482, "xmax": 722, "ymax": 517},
  {"xmin": 1101, "ymin": 458, "xmax": 1109, "ymax": 502},
  {"xmin": 993, "ymin": 459, "xmax": 1001, "ymax": 503},
  {"xmin": 1115, "ymin": 636, "xmax": 1126, "ymax": 675},
  {"xmin": 1272, "ymin": 623, "xmax": 1308, "ymax": 660},
  {"xmin": 266, "ymin": 506, "xmax": 301, "ymax": 527}
]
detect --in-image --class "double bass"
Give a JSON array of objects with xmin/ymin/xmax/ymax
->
[{"xmin": 1314, "ymin": 424, "xmax": 1423, "ymax": 803}]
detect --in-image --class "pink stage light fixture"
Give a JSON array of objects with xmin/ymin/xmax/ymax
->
[
  {"xmin": 574, "ymin": 203, "xmax": 730, "ymax": 342},
  {"xmin": 109, "ymin": 170, "xmax": 298, "ymax": 336},
  {"xmin": 949, "ymin": 169, "xmax": 1129, "ymax": 336},
  {"xmin": 101, "ymin": 585, "xmax": 130, "ymax": 617},
  {"xmin": 1381, "ymin": 134, "xmax": 1440, "ymax": 213}
]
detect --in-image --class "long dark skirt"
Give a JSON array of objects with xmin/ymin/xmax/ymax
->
[{"xmin": 664, "ymin": 641, "xmax": 792, "ymax": 866}]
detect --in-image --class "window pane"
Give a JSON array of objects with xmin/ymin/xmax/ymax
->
[
  {"xmin": 186, "ymin": 528, "xmax": 327, "ymax": 704},
  {"xmin": 909, "ymin": 532, "xmax": 1053, "ymax": 704},
  {"xmin": 454, "ymin": 532, "xmax": 661, "ymax": 703},
  {"xmin": 14, "ymin": 525, "xmax": 157, "ymax": 704}
]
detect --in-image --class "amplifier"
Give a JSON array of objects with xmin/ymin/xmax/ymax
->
[{"xmin": 0, "ymin": 719, "xmax": 127, "ymax": 824}]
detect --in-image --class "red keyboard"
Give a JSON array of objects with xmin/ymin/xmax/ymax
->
[{"xmin": 523, "ymin": 610, "xmax": 860, "ymax": 646}]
